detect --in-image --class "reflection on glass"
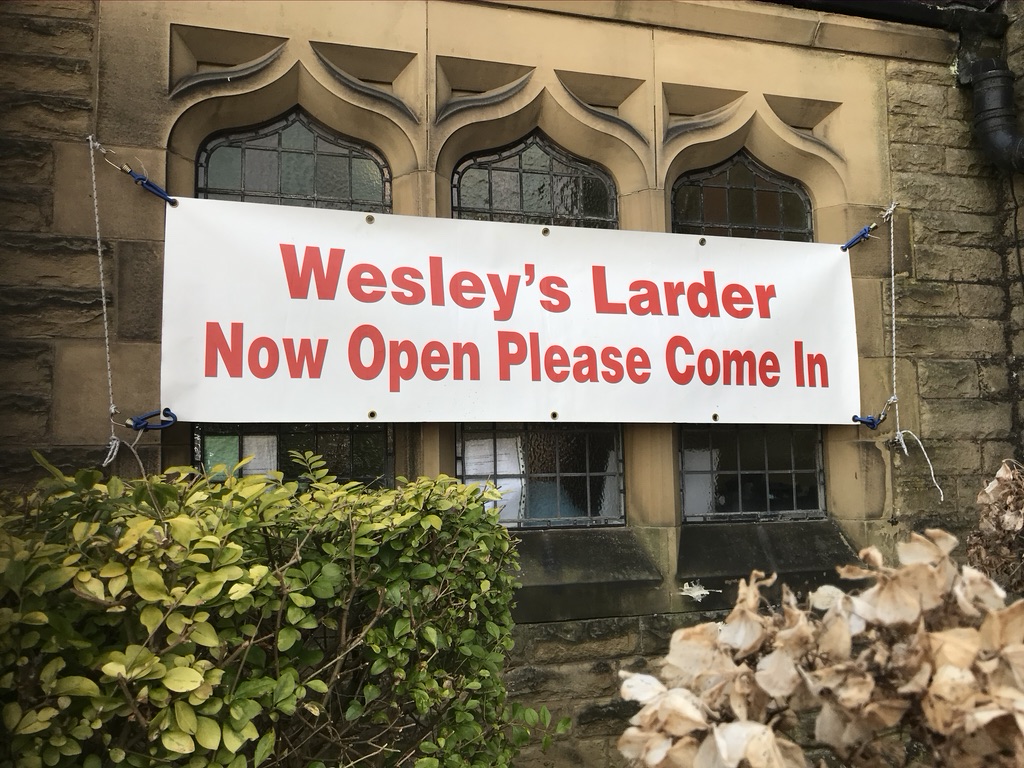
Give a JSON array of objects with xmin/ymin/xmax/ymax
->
[
  {"xmin": 351, "ymin": 158, "xmax": 382, "ymax": 201},
  {"xmin": 281, "ymin": 152, "xmax": 314, "ymax": 196},
  {"xmin": 207, "ymin": 147, "xmax": 241, "ymax": 189},
  {"xmin": 204, "ymin": 435, "xmax": 238, "ymax": 478},
  {"xmin": 241, "ymin": 435, "xmax": 277, "ymax": 476},
  {"xmin": 280, "ymin": 120, "xmax": 314, "ymax": 150},
  {"xmin": 245, "ymin": 149, "xmax": 278, "ymax": 193}
]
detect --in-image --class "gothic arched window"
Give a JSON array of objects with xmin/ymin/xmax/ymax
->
[
  {"xmin": 192, "ymin": 108, "xmax": 393, "ymax": 484},
  {"xmin": 672, "ymin": 152, "xmax": 824, "ymax": 522},
  {"xmin": 452, "ymin": 132, "xmax": 623, "ymax": 527}
]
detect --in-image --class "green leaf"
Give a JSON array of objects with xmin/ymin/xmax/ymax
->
[
  {"xmin": 161, "ymin": 729, "xmax": 195, "ymax": 755},
  {"xmin": 189, "ymin": 621, "xmax": 221, "ymax": 648},
  {"xmin": 409, "ymin": 563, "xmax": 436, "ymax": 580},
  {"xmin": 52, "ymin": 676, "xmax": 100, "ymax": 697},
  {"xmin": 3, "ymin": 702, "xmax": 21, "ymax": 731},
  {"xmin": 254, "ymin": 729, "xmax": 275, "ymax": 767},
  {"xmin": 131, "ymin": 565, "xmax": 169, "ymax": 602},
  {"xmin": 344, "ymin": 700, "xmax": 363, "ymax": 721},
  {"xmin": 162, "ymin": 667, "xmax": 204, "ymax": 693},
  {"xmin": 414, "ymin": 758, "xmax": 439, "ymax": 768},
  {"xmin": 277, "ymin": 627, "xmax": 300, "ymax": 652},
  {"xmin": 174, "ymin": 700, "xmax": 198, "ymax": 735},
  {"xmin": 195, "ymin": 716, "xmax": 221, "ymax": 750},
  {"xmin": 394, "ymin": 617, "xmax": 411, "ymax": 639},
  {"xmin": 420, "ymin": 515, "xmax": 442, "ymax": 531},
  {"xmin": 140, "ymin": 605, "xmax": 164, "ymax": 635},
  {"xmin": 305, "ymin": 679, "xmax": 328, "ymax": 693}
]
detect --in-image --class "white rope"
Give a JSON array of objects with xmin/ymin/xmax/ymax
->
[
  {"xmin": 87, "ymin": 136, "xmax": 121, "ymax": 468},
  {"xmin": 880, "ymin": 201, "xmax": 944, "ymax": 502}
]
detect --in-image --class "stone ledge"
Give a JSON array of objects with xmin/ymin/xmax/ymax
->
[{"xmin": 513, "ymin": 527, "xmax": 664, "ymax": 623}]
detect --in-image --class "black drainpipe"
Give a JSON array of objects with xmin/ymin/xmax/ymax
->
[
  {"xmin": 971, "ymin": 58, "xmax": 1024, "ymax": 172},
  {"xmin": 968, "ymin": 56, "xmax": 1024, "ymax": 459}
]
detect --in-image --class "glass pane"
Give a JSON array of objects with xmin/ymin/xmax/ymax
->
[
  {"xmin": 558, "ymin": 432, "xmax": 587, "ymax": 473},
  {"xmin": 521, "ymin": 143, "xmax": 549, "ymax": 171},
  {"xmin": 553, "ymin": 176, "xmax": 579, "ymax": 217},
  {"xmin": 241, "ymin": 435, "xmax": 277, "ymax": 476},
  {"xmin": 319, "ymin": 431, "xmax": 352, "ymax": 476},
  {"xmin": 711, "ymin": 430, "xmax": 737, "ymax": 471},
  {"xmin": 497, "ymin": 478, "xmax": 524, "ymax": 521},
  {"xmin": 782, "ymin": 193, "xmax": 809, "ymax": 232},
  {"xmin": 204, "ymin": 435, "xmax": 238, "ymax": 475},
  {"xmin": 526, "ymin": 479, "xmax": 560, "ymax": 518},
  {"xmin": 353, "ymin": 431, "xmax": 385, "ymax": 477},
  {"xmin": 207, "ymin": 193, "xmax": 242, "ymax": 202},
  {"xmin": 246, "ymin": 134, "xmax": 278, "ymax": 149},
  {"xmin": 729, "ymin": 161, "xmax": 755, "ymax": 187},
  {"xmin": 767, "ymin": 473, "xmax": 795, "ymax": 512},
  {"xmin": 351, "ymin": 157, "xmax": 382, "ymax": 201},
  {"xmin": 716, "ymin": 475, "xmax": 740, "ymax": 514},
  {"xmin": 741, "ymin": 474, "xmax": 768, "ymax": 512},
  {"xmin": 588, "ymin": 431, "xmax": 616, "ymax": 473},
  {"xmin": 317, "ymin": 154, "xmax": 350, "ymax": 199},
  {"xmin": 560, "ymin": 476, "xmax": 589, "ymax": 516},
  {"xmin": 738, "ymin": 430, "xmax": 765, "ymax": 471},
  {"xmin": 281, "ymin": 119, "xmax": 314, "ymax": 150},
  {"xmin": 755, "ymin": 189, "xmax": 782, "ymax": 228},
  {"xmin": 281, "ymin": 152, "xmax": 314, "ymax": 196},
  {"xmin": 582, "ymin": 176, "xmax": 611, "ymax": 218},
  {"xmin": 792, "ymin": 429, "xmax": 818, "ymax": 468},
  {"xmin": 683, "ymin": 472, "xmax": 716, "ymax": 518},
  {"xmin": 590, "ymin": 475, "xmax": 619, "ymax": 517},
  {"xmin": 703, "ymin": 187, "xmax": 728, "ymax": 224},
  {"xmin": 728, "ymin": 187, "xmax": 755, "ymax": 226},
  {"xmin": 682, "ymin": 447, "xmax": 714, "ymax": 473},
  {"xmin": 490, "ymin": 170, "xmax": 520, "ymax": 211},
  {"xmin": 673, "ymin": 185, "xmax": 701, "ymax": 226},
  {"xmin": 244, "ymin": 149, "xmax": 279, "ymax": 193},
  {"xmin": 207, "ymin": 147, "xmax": 241, "ymax": 189},
  {"xmin": 494, "ymin": 436, "xmax": 524, "ymax": 475},
  {"xmin": 766, "ymin": 430, "xmax": 792, "ymax": 470},
  {"xmin": 459, "ymin": 168, "xmax": 490, "ymax": 208},
  {"xmin": 794, "ymin": 472, "xmax": 820, "ymax": 509},
  {"xmin": 525, "ymin": 431, "xmax": 557, "ymax": 474},
  {"xmin": 279, "ymin": 430, "xmax": 315, "ymax": 469},
  {"xmin": 522, "ymin": 173, "xmax": 551, "ymax": 214}
]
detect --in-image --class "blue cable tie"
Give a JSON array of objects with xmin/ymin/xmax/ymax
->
[
  {"xmin": 841, "ymin": 223, "xmax": 877, "ymax": 252},
  {"xmin": 126, "ymin": 408, "xmax": 178, "ymax": 431}
]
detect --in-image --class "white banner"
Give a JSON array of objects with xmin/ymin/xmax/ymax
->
[{"xmin": 162, "ymin": 198, "xmax": 860, "ymax": 424}]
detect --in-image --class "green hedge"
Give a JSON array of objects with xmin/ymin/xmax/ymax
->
[{"xmin": 0, "ymin": 453, "xmax": 563, "ymax": 768}]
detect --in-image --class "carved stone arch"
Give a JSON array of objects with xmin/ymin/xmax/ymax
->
[
  {"xmin": 663, "ymin": 95, "xmax": 848, "ymax": 217},
  {"xmin": 434, "ymin": 88, "xmax": 649, "ymax": 216},
  {"xmin": 167, "ymin": 63, "xmax": 418, "ymax": 197}
]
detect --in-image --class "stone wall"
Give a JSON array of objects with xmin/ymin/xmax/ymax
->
[
  {"xmin": 0, "ymin": 0, "xmax": 165, "ymax": 486},
  {"xmin": 883, "ymin": 55, "xmax": 1014, "ymax": 540},
  {"xmin": 0, "ymin": 1, "xmax": 100, "ymax": 483}
]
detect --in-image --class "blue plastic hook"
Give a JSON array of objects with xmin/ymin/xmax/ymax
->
[
  {"xmin": 841, "ymin": 223, "xmax": 877, "ymax": 252},
  {"xmin": 852, "ymin": 396, "xmax": 896, "ymax": 430},
  {"xmin": 852, "ymin": 413, "xmax": 885, "ymax": 429},
  {"xmin": 126, "ymin": 408, "xmax": 178, "ymax": 431},
  {"xmin": 125, "ymin": 168, "xmax": 178, "ymax": 207}
]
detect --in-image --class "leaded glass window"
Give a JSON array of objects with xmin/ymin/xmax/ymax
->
[
  {"xmin": 192, "ymin": 108, "xmax": 394, "ymax": 484},
  {"xmin": 672, "ymin": 151, "xmax": 811, "ymax": 241},
  {"xmin": 452, "ymin": 131, "xmax": 617, "ymax": 228},
  {"xmin": 672, "ymin": 151, "xmax": 824, "ymax": 522},
  {"xmin": 194, "ymin": 423, "xmax": 393, "ymax": 486},
  {"xmin": 452, "ymin": 132, "xmax": 623, "ymax": 527},
  {"xmin": 679, "ymin": 425, "xmax": 824, "ymax": 522},
  {"xmin": 457, "ymin": 423, "xmax": 624, "ymax": 527},
  {"xmin": 197, "ymin": 109, "xmax": 391, "ymax": 212}
]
